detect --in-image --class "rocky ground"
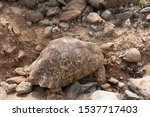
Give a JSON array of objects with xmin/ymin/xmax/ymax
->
[{"xmin": 0, "ymin": 0, "xmax": 150, "ymax": 100}]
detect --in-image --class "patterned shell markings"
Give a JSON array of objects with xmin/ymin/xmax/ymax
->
[{"xmin": 28, "ymin": 37, "xmax": 104, "ymax": 89}]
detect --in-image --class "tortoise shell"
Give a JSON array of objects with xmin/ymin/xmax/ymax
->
[{"xmin": 27, "ymin": 37, "xmax": 104, "ymax": 89}]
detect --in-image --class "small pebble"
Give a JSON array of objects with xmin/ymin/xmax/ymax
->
[
  {"xmin": 108, "ymin": 77, "xmax": 119, "ymax": 84},
  {"xmin": 117, "ymin": 82, "xmax": 126, "ymax": 89},
  {"xmin": 43, "ymin": 26, "xmax": 53, "ymax": 38}
]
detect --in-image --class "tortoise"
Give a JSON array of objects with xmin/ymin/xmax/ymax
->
[{"xmin": 27, "ymin": 37, "xmax": 105, "ymax": 93}]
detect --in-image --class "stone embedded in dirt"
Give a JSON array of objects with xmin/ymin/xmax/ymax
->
[
  {"xmin": 17, "ymin": 50, "xmax": 26, "ymax": 59},
  {"xmin": 124, "ymin": 18, "xmax": 131, "ymax": 28},
  {"xmin": 101, "ymin": 83, "xmax": 111, "ymax": 90},
  {"xmin": 146, "ymin": 14, "xmax": 150, "ymax": 22},
  {"xmin": 142, "ymin": 21, "xmax": 150, "ymax": 28},
  {"xmin": 43, "ymin": 26, "xmax": 53, "ymax": 38},
  {"xmin": 46, "ymin": 7, "xmax": 61, "ymax": 17},
  {"xmin": 117, "ymin": 82, "xmax": 126, "ymax": 89},
  {"xmin": 6, "ymin": 76, "xmax": 26, "ymax": 84},
  {"xmin": 104, "ymin": 23, "xmax": 115, "ymax": 37},
  {"xmin": 10, "ymin": 7, "xmax": 23, "ymax": 15},
  {"xmin": 48, "ymin": 0, "xmax": 60, "ymax": 7},
  {"xmin": 143, "ymin": 63, "xmax": 150, "ymax": 76},
  {"xmin": 108, "ymin": 77, "xmax": 119, "ymax": 84},
  {"xmin": 25, "ymin": 10, "xmax": 44, "ymax": 23},
  {"xmin": 91, "ymin": 90, "xmax": 121, "ymax": 100},
  {"xmin": 16, "ymin": 81, "xmax": 32, "ymax": 95},
  {"xmin": 128, "ymin": 76, "xmax": 150, "ymax": 99},
  {"xmin": 60, "ymin": 0, "xmax": 86, "ymax": 22},
  {"xmin": 52, "ymin": 26, "xmax": 61, "ymax": 33},
  {"xmin": 0, "ymin": 1, "xmax": 4, "ymax": 11},
  {"xmin": 14, "ymin": 67, "xmax": 28, "ymax": 76},
  {"xmin": 65, "ymin": 82, "xmax": 82, "ymax": 100},
  {"xmin": 27, "ymin": 37, "xmax": 105, "ymax": 90},
  {"xmin": 59, "ymin": 22, "xmax": 69, "ymax": 31},
  {"xmin": 124, "ymin": 90, "xmax": 141, "ymax": 100},
  {"xmin": 0, "ymin": 81, "xmax": 17, "ymax": 94},
  {"xmin": 115, "ymin": 11, "xmax": 133, "ymax": 20},
  {"xmin": 35, "ymin": 45, "xmax": 43, "ymax": 52},
  {"xmin": 20, "ymin": 0, "xmax": 37, "ymax": 9},
  {"xmin": 100, "ymin": 42, "xmax": 114, "ymax": 51},
  {"xmin": 60, "ymin": 10, "xmax": 81, "ymax": 22},
  {"xmin": 87, "ymin": 12, "xmax": 103, "ymax": 23},
  {"xmin": 101, "ymin": 10, "xmax": 112, "ymax": 20},
  {"xmin": 140, "ymin": 7, "xmax": 150, "ymax": 14},
  {"xmin": 123, "ymin": 48, "xmax": 141, "ymax": 62},
  {"xmin": 0, "ymin": 87, "xmax": 7, "ymax": 100},
  {"xmin": 39, "ymin": 19, "xmax": 50, "ymax": 26}
]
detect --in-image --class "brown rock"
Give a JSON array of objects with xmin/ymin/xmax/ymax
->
[
  {"xmin": 6, "ymin": 76, "xmax": 26, "ymax": 84},
  {"xmin": 60, "ymin": 10, "xmax": 81, "ymax": 22},
  {"xmin": 60, "ymin": 0, "xmax": 86, "ymax": 22}
]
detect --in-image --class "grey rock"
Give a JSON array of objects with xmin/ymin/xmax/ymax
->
[
  {"xmin": 43, "ymin": 26, "xmax": 53, "ymax": 38},
  {"xmin": 125, "ymin": 90, "xmax": 140, "ymax": 100},
  {"xmin": 20, "ymin": 0, "xmax": 36, "ymax": 9},
  {"xmin": 46, "ymin": 7, "xmax": 61, "ymax": 17},
  {"xmin": 26, "ymin": 10, "xmax": 44, "ymax": 23},
  {"xmin": 48, "ymin": 0, "xmax": 60, "ymax": 7},
  {"xmin": 101, "ymin": 10, "xmax": 112, "ymax": 20},
  {"xmin": 115, "ymin": 11, "xmax": 133, "ymax": 20},
  {"xmin": 0, "ymin": 81, "xmax": 17, "ymax": 94},
  {"xmin": 91, "ymin": 90, "xmax": 121, "ymax": 100},
  {"xmin": 123, "ymin": 48, "xmax": 141, "ymax": 62},
  {"xmin": 65, "ymin": 82, "xmax": 82, "ymax": 100},
  {"xmin": 16, "ymin": 82, "xmax": 32, "ymax": 95},
  {"xmin": 128, "ymin": 76, "xmax": 150, "ymax": 99}
]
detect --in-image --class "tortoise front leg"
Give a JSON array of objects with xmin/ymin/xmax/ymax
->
[{"xmin": 95, "ymin": 66, "xmax": 106, "ymax": 86}]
